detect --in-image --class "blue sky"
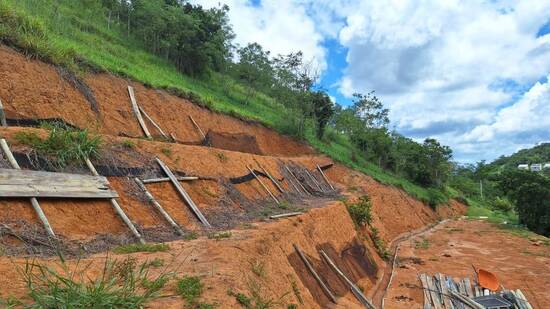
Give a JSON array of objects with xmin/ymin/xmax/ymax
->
[{"xmin": 196, "ymin": 0, "xmax": 550, "ymax": 163}]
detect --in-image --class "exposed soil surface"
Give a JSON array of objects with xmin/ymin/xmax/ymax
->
[{"xmin": 385, "ymin": 219, "xmax": 550, "ymax": 309}]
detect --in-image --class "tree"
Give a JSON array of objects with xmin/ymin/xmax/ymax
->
[
  {"xmin": 351, "ymin": 91, "xmax": 389, "ymax": 128},
  {"xmin": 233, "ymin": 43, "xmax": 273, "ymax": 103},
  {"xmin": 311, "ymin": 91, "xmax": 334, "ymax": 139}
]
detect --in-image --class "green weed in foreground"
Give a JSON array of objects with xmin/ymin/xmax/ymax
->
[
  {"xmin": 18, "ymin": 256, "xmax": 171, "ymax": 308},
  {"xmin": 346, "ymin": 195, "xmax": 373, "ymax": 227},
  {"xmin": 113, "ymin": 243, "xmax": 170, "ymax": 254},
  {"xmin": 176, "ymin": 276, "xmax": 203, "ymax": 305}
]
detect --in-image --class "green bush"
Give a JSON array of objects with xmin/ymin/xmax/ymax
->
[
  {"xmin": 424, "ymin": 188, "xmax": 448, "ymax": 209},
  {"xmin": 177, "ymin": 276, "xmax": 203, "ymax": 305},
  {"xmin": 346, "ymin": 195, "xmax": 373, "ymax": 227},
  {"xmin": 113, "ymin": 243, "xmax": 170, "ymax": 254},
  {"xmin": 490, "ymin": 197, "xmax": 514, "ymax": 212}
]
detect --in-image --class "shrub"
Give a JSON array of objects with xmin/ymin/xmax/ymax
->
[
  {"xmin": 207, "ymin": 231, "xmax": 232, "ymax": 240},
  {"xmin": 346, "ymin": 195, "xmax": 372, "ymax": 227},
  {"xmin": 177, "ymin": 276, "xmax": 203, "ymax": 305},
  {"xmin": 425, "ymin": 188, "xmax": 448, "ymax": 209},
  {"xmin": 113, "ymin": 243, "xmax": 170, "ymax": 254},
  {"xmin": 490, "ymin": 197, "xmax": 513, "ymax": 212}
]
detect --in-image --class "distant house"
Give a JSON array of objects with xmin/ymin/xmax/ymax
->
[
  {"xmin": 544, "ymin": 163, "xmax": 550, "ymax": 170},
  {"xmin": 530, "ymin": 163, "xmax": 543, "ymax": 172},
  {"xmin": 517, "ymin": 164, "xmax": 529, "ymax": 170}
]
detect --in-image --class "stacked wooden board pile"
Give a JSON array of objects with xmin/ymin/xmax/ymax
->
[{"xmin": 419, "ymin": 273, "xmax": 533, "ymax": 309}]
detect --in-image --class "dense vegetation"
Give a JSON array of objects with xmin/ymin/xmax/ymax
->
[{"xmin": 1, "ymin": 0, "xmax": 548, "ymax": 235}]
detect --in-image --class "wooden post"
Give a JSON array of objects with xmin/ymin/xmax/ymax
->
[
  {"xmin": 142, "ymin": 176, "xmax": 198, "ymax": 184},
  {"xmin": 426, "ymin": 276, "xmax": 443, "ymax": 309},
  {"xmin": 305, "ymin": 168, "xmax": 323, "ymax": 192},
  {"xmin": 170, "ymin": 133, "xmax": 177, "ymax": 143},
  {"xmin": 85, "ymin": 158, "xmax": 145, "ymax": 244},
  {"xmin": 437, "ymin": 273, "xmax": 453, "ymax": 309},
  {"xmin": 156, "ymin": 158, "xmax": 211, "ymax": 227},
  {"xmin": 127, "ymin": 86, "xmax": 151, "ymax": 138},
  {"xmin": 247, "ymin": 165, "xmax": 279, "ymax": 204},
  {"xmin": 188, "ymin": 115, "xmax": 206, "ymax": 140},
  {"xmin": 319, "ymin": 249, "xmax": 376, "ymax": 309},
  {"xmin": 317, "ymin": 164, "xmax": 335, "ymax": 190},
  {"xmin": 135, "ymin": 178, "xmax": 183, "ymax": 235},
  {"xmin": 285, "ymin": 165, "xmax": 310, "ymax": 195},
  {"xmin": 269, "ymin": 212, "xmax": 302, "ymax": 219},
  {"xmin": 419, "ymin": 274, "xmax": 432, "ymax": 309},
  {"xmin": 294, "ymin": 244, "xmax": 337, "ymax": 303},
  {"xmin": 285, "ymin": 171, "xmax": 302, "ymax": 194},
  {"xmin": 0, "ymin": 139, "xmax": 56, "ymax": 238},
  {"xmin": 138, "ymin": 106, "xmax": 167, "ymax": 139},
  {"xmin": 257, "ymin": 163, "xmax": 284, "ymax": 193},
  {"xmin": 0, "ymin": 98, "xmax": 7, "ymax": 127}
]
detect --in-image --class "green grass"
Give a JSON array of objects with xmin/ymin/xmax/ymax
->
[
  {"xmin": 176, "ymin": 276, "xmax": 203, "ymax": 305},
  {"xmin": 113, "ymin": 243, "xmax": 170, "ymax": 254},
  {"xmin": 207, "ymin": 231, "xmax": 232, "ymax": 240},
  {"xmin": 3, "ymin": 0, "xmax": 452, "ymax": 207}
]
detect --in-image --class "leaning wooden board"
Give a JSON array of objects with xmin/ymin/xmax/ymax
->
[{"xmin": 0, "ymin": 168, "xmax": 118, "ymax": 198}]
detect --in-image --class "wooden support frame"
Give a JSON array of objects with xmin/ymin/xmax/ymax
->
[
  {"xmin": 319, "ymin": 249, "xmax": 376, "ymax": 309},
  {"xmin": 284, "ymin": 165, "xmax": 310, "ymax": 195},
  {"xmin": 0, "ymin": 98, "xmax": 6, "ymax": 127},
  {"xmin": 257, "ymin": 163, "xmax": 284, "ymax": 193},
  {"xmin": 436, "ymin": 273, "xmax": 453, "ymax": 309},
  {"xmin": 85, "ymin": 158, "xmax": 145, "ymax": 244},
  {"xmin": 426, "ymin": 275, "xmax": 443, "ymax": 309},
  {"xmin": 419, "ymin": 274, "xmax": 432, "ymax": 309},
  {"xmin": 141, "ymin": 176, "xmax": 198, "ymax": 184},
  {"xmin": 0, "ymin": 139, "xmax": 56, "ymax": 238},
  {"xmin": 317, "ymin": 164, "xmax": 335, "ymax": 191},
  {"xmin": 138, "ymin": 106, "xmax": 168, "ymax": 139},
  {"xmin": 156, "ymin": 158, "xmax": 211, "ymax": 227},
  {"xmin": 127, "ymin": 86, "xmax": 152, "ymax": 138},
  {"xmin": 294, "ymin": 244, "xmax": 337, "ymax": 304},
  {"xmin": 247, "ymin": 165, "xmax": 279, "ymax": 204},
  {"xmin": 188, "ymin": 115, "xmax": 206, "ymax": 141},
  {"xmin": 305, "ymin": 168, "xmax": 323, "ymax": 192},
  {"xmin": 135, "ymin": 178, "xmax": 183, "ymax": 235}
]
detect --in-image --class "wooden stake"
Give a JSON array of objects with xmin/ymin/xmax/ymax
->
[
  {"xmin": 138, "ymin": 106, "xmax": 167, "ymax": 138},
  {"xmin": 284, "ymin": 165, "xmax": 310, "ymax": 195},
  {"xmin": 317, "ymin": 164, "xmax": 335, "ymax": 190},
  {"xmin": 142, "ymin": 176, "xmax": 198, "ymax": 184},
  {"xmin": 437, "ymin": 273, "xmax": 453, "ymax": 309},
  {"xmin": 285, "ymin": 171, "xmax": 302, "ymax": 194},
  {"xmin": 170, "ymin": 133, "xmax": 177, "ymax": 142},
  {"xmin": 127, "ymin": 86, "xmax": 151, "ymax": 138},
  {"xmin": 426, "ymin": 276, "xmax": 443, "ymax": 309},
  {"xmin": 257, "ymin": 163, "xmax": 284, "ymax": 193},
  {"xmin": 247, "ymin": 166, "xmax": 279, "ymax": 204},
  {"xmin": 269, "ymin": 212, "xmax": 302, "ymax": 219},
  {"xmin": 305, "ymin": 168, "xmax": 323, "ymax": 192},
  {"xmin": 320, "ymin": 249, "xmax": 376, "ymax": 309},
  {"xmin": 0, "ymin": 98, "xmax": 7, "ymax": 127},
  {"xmin": 0, "ymin": 139, "xmax": 56, "ymax": 238},
  {"xmin": 85, "ymin": 158, "xmax": 145, "ymax": 244},
  {"xmin": 188, "ymin": 115, "xmax": 206, "ymax": 140},
  {"xmin": 294, "ymin": 244, "xmax": 337, "ymax": 304},
  {"xmin": 419, "ymin": 274, "xmax": 432, "ymax": 309},
  {"xmin": 135, "ymin": 178, "xmax": 183, "ymax": 235},
  {"xmin": 156, "ymin": 158, "xmax": 211, "ymax": 227}
]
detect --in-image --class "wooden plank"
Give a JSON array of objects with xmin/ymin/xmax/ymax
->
[
  {"xmin": 319, "ymin": 249, "xmax": 375, "ymax": 309},
  {"xmin": 285, "ymin": 165, "xmax": 310, "ymax": 195},
  {"xmin": 0, "ymin": 139, "xmax": 55, "ymax": 238},
  {"xmin": 516, "ymin": 289, "xmax": 533, "ymax": 309},
  {"xmin": 141, "ymin": 176, "xmax": 198, "ymax": 184},
  {"xmin": 457, "ymin": 280, "xmax": 466, "ymax": 295},
  {"xmin": 447, "ymin": 277, "xmax": 464, "ymax": 309},
  {"xmin": 135, "ymin": 178, "xmax": 183, "ymax": 235},
  {"xmin": 448, "ymin": 291, "xmax": 484, "ymax": 309},
  {"xmin": 305, "ymin": 168, "xmax": 323, "ymax": 191},
  {"xmin": 170, "ymin": 133, "xmax": 178, "ymax": 142},
  {"xmin": 463, "ymin": 278, "xmax": 474, "ymax": 298},
  {"xmin": 437, "ymin": 273, "xmax": 453, "ymax": 309},
  {"xmin": 426, "ymin": 276, "xmax": 443, "ymax": 309},
  {"xmin": 293, "ymin": 245, "xmax": 337, "ymax": 304},
  {"xmin": 0, "ymin": 168, "xmax": 111, "ymax": 185},
  {"xmin": 0, "ymin": 189, "xmax": 118, "ymax": 198},
  {"xmin": 188, "ymin": 115, "xmax": 206, "ymax": 140},
  {"xmin": 127, "ymin": 86, "xmax": 151, "ymax": 138},
  {"xmin": 156, "ymin": 158, "xmax": 211, "ymax": 227},
  {"xmin": 317, "ymin": 164, "xmax": 335, "ymax": 190},
  {"xmin": 284, "ymin": 169, "xmax": 302, "ymax": 194},
  {"xmin": 419, "ymin": 274, "xmax": 433, "ymax": 309},
  {"xmin": 138, "ymin": 106, "xmax": 168, "ymax": 139},
  {"xmin": 0, "ymin": 98, "xmax": 7, "ymax": 127},
  {"xmin": 269, "ymin": 212, "xmax": 302, "ymax": 219},
  {"xmin": 247, "ymin": 165, "xmax": 279, "ymax": 204},
  {"xmin": 258, "ymin": 163, "xmax": 284, "ymax": 193},
  {"xmin": 85, "ymin": 158, "xmax": 145, "ymax": 244}
]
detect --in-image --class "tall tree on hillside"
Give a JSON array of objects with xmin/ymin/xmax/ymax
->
[
  {"xmin": 234, "ymin": 43, "xmax": 273, "ymax": 103},
  {"xmin": 351, "ymin": 91, "xmax": 389, "ymax": 128},
  {"xmin": 311, "ymin": 91, "xmax": 334, "ymax": 139}
]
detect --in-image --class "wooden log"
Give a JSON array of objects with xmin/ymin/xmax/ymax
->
[
  {"xmin": 317, "ymin": 164, "xmax": 335, "ymax": 190},
  {"xmin": 457, "ymin": 280, "xmax": 466, "ymax": 295},
  {"xmin": 188, "ymin": 115, "xmax": 206, "ymax": 140},
  {"xmin": 463, "ymin": 278, "xmax": 474, "ymax": 298},
  {"xmin": 258, "ymin": 163, "xmax": 284, "ymax": 193},
  {"xmin": 448, "ymin": 291, "xmax": 484, "ymax": 309},
  {"xmin": 419, "ymin": 274, "xmax": 433, "ymax": 309},
  {"xmin": 284, "ymin": 165, "xmax": 310, "ymax": 195},
  {"xmin": 285, "ymin": 173, "xmax": 302, "ymax": 194},
  {"xmin": 85, "ymin": 158, "xmax": 145, "ymax": 244},
  {"xmin": 426, "ymin": 276, "xmax": 443, "ymax": 309},
  {"xmin": 156, "ymin": 158, "xmax": 211, "ymax": 227},
  {"xmin": 510, "ymin": 290, "xmax": 527, "ymax": 309},
  {"xmin": 247, "ymin": 165, "xmax": 279, "ymax": 204},
  {"xmin": 0, "ymin": 189, "xmax": 118, "ymax": 199},
  {"xmin": 0, "ymin": 98, "xmax": 6, "ymax": 127},
  {"xmin": 319, "ymin": 249, "xmax": 375, "ymax": 309},
  {"xmin": 305, "ymin": 168, "xmax": 323, "ymax": 191},
  {"xmin": 141, "ymin": 176, "xmax": 199, "ymax": 184},
  {"xmin": 138, "ymin": 106, "xmax": 168, "ymax": 138},
  {"xmin": 293, "ymin": 244, "xmax": 337, "ymax": 304},
  {"xmin": 135, "ymin": 178, "xmax": 183, "ymax": 235},
  {"xmin": 0, "ymin": 139, "xmax": 55, "ymax": 238},
  {"xmin": 516, "ymin": 289, "xmax": 533, "ymax": 309},
  {"xmin": 269, "ymin": 212, "xmax": 302, "ymax": 219},
  {"xmin": 127, "ymin": 86, "xmax": 151, "ymax": 138},
  {"xmin": 437, "ymin": 273, "xmax": 453, "ymax": 309},
  {"xmin": 170, "ymin": 133, "xmax": 177, "ymax": 142},
  {"xmin": 447, "ymin": 277, "xmax": 464, "ymax": 309}
]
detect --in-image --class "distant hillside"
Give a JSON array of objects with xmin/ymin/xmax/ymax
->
[{"xmin": 490, "ymin": 143, "xmax": 550, "ymax": 171}]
